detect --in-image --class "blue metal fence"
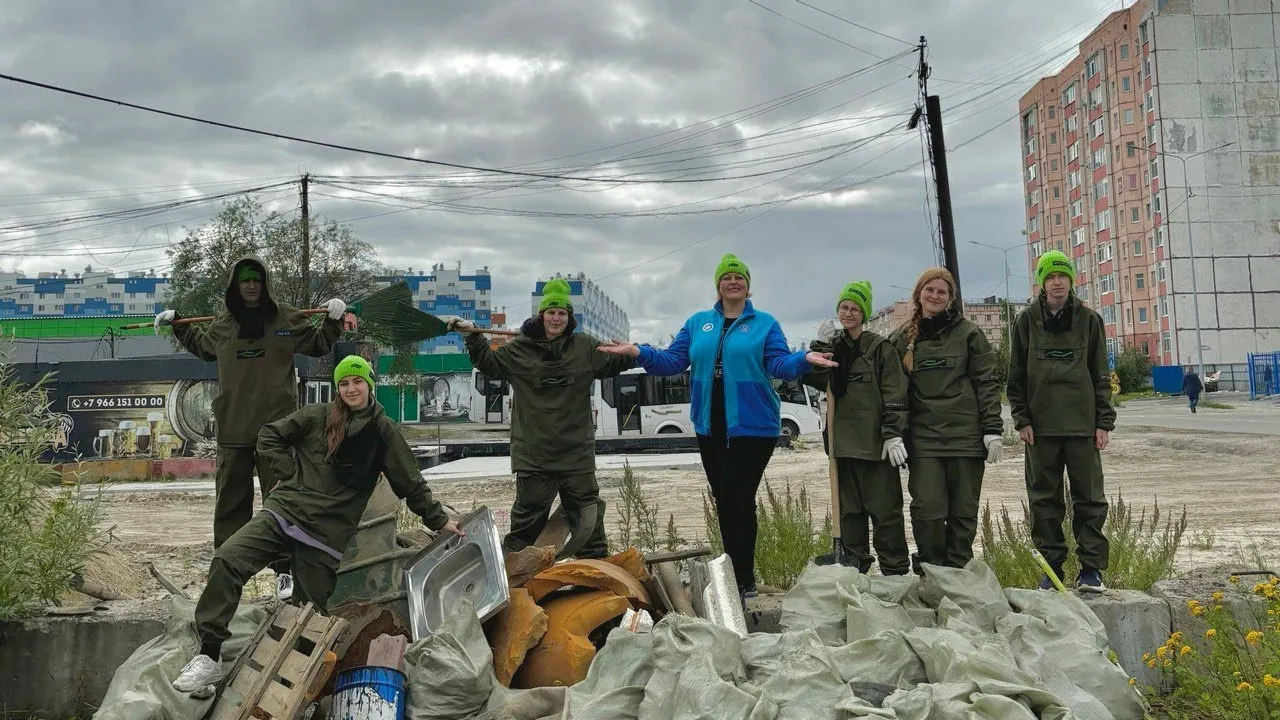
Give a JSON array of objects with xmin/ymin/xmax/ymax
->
[{"xmin": 1247, "ymin": 351, "xmax": 1280, "ymax": 400}]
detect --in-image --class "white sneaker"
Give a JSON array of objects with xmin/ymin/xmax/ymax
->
[
  {"xmin": 276, "ymin": 573, "xmax": 294, "ymax": 601},
  {"xmin": 173, "ymin": 654, "xmax": 224, "ymax": 693}
]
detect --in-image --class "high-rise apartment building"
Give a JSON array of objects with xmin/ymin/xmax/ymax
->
[
  {"xmin": 1018, "ymin": 0, "xmax": 1280, "ymax": 367},
  {"xmin": 383, "ymin": 262, "xmax": 493, "ymax": 354},
  {"xmin": 865, "ymin": 297, "xmax": 1028, "ymax": 347},
  {"xmin": 0, "ymin": 267, "xmax": 169, "ymax": 318},
  {"xmin": 530, "ymin": 272, "xmax": 630, "ymax": 342}
]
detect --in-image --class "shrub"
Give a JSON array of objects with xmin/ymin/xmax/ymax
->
[{"xmin": 1115, "ymin": 344, "xmax": 1152, "ymax": 394}]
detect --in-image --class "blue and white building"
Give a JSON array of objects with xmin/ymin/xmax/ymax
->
[
  {"xmin": 0, "ymin": 268, "xmax": 169, "ymax": 318},
  {"xmin": 382, "ymin": 262, "xmax": 493, "ymax": 354},
  {"xmin": 531, "ymin": 272, "xmax": 630, "ymax": 342}
]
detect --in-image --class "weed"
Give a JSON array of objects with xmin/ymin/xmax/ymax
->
[
  {"xmin": 753, "ymin": 480, "xmax": 832, "ymax": 590},
  {"xmin": 1200, "ymin": 401, "xmax": 1235, "ymax": 410},
  {"xmin": 1189, "ymin": 528, "xmax": 1217, "ymax": 552},
  {"xmin": 663, "ymin": 513, "xmax": 684, "ymax": 552},
  {"xmin": 614, "ymin": 461, "xmax": 660, "ymax": 553},
  {"xmin": 1231, "ymin": 542, "xmax": 1275, "ymax": 573},
  {"xmin": 978, "ymin": 492, "xmax": 1186, "ymax": 591},
  {"xmin": 1142, "ymin": 577, "xmax": 1280, "ymax": 718},
  {"xmin": 702, "ymin": 490, "xmax": 725, "ymax": 557},
  {"xmin": 0, "ymin": 368, "xmax": 102, "ymax": 621}
]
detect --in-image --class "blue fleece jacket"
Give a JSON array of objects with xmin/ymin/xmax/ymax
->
[{"xmin": 637, "ymin": 300, "xmax": 810, "ymax": 438}]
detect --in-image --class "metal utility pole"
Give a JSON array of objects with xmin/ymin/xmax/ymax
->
[
  {"xmin": 915, "ymin": 37, "xmax": 963, "ymax": 306},
  {"xmin": 300, "ymin": 173, "xmax": 311, "ymax": 307},
  {"xmin": 970, "ymin": 240, "xmax": 1022, "ymax": 344}
]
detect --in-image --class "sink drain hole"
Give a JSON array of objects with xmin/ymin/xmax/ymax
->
[{"xmin": 465, "ymin": 581, "xmax": 477, "ymax": 594}]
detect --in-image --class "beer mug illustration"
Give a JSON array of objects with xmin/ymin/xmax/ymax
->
[
  {"xmin": 147, "ymin": 411, "xmax": 163, "ymax": 440},
  {"xmin": 136, "ymin": 425, "xmax": 152, "ymax": 456},
  {"xmin": 117, "ymin": 420, "xmax": 137, "ymax": 456},
  {"xmin": 92, "ymin": 429, "xmax": 115, "ymax": 458},
  {"xmin": 156, "ymin": 434, "xmax": 175, "ymax": 459}
]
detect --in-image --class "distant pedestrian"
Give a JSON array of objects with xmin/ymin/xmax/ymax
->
[
  {"xmin": 1007, "ymin": 251, "xmax": 1114, "ymax": 593},
  {"xmin": 1182, "ymin": 367, "xmax": 1204, "ymax": 413}
]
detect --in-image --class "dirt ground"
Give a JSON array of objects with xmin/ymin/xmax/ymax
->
[{"xmin": 93, "ymin": 422, "xmax": 1280, "ymax": 597}]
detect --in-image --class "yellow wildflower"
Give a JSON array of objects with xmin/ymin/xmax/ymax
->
[
  {"xmin": 1180, "ymin": 646, "xmax": 1191, "ymax": 655},
  {"xmin": 1212, "ymin": 591, "xmax": 1224, "ymax": 602},
  {"xmin": 1147, "ymin": 659, "xmax": 1157, "ymax": 668},
  {"xmin": 1192, "ymin": 606, "xmax": 1205, "ymax": 617},
  {"xmin": 1235, "ymin": 671, "xmax": 1244, "ymax": 679},
  {"xmin": 1230, "ymin": 575, "xmax": 1240, "ymax": 584},
  {"xmin": 1142, "ymin": 652, "xmax": 1151, "ymax": 662},
  {"xmin": 1238, "ymin": 681, "xmax": 1254, "ymax": 692},
  {"xmin": 1247, "ymin": 631, "xmax": 1263, "ymax": 645},
  {"xmin": 1206, "ymin": 629, "xmax": 1217, "ymax": 638},
  {"xmin": 1164, "ymin": 660, "xmax": 1173, "ymax": 669},
  {"xmin": 1214, "ymin": 605, "xmax": 1224, "ymax": 613},
  {"xmin": 1265, "ymin": 675, "xmax": 1280, "ymax": 688},
  {"xmin": 1170, "ymin": 631, "xmax": 1184, "ymax": 643},
  {"xmin": 1156, "ymin": 646, "xmax": 1169, "ymax": 658},
  {"xmin": 1188, "ymin": 599, "xmax": 1201, "ymax": 609},
  {"xmin": 1129, "ymin": 678, "xmax": 1136, "ymax": 686}
]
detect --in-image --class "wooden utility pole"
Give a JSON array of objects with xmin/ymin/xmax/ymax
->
[{"xmin": 300, "ymin": 174, "xmax": 311, "ymax": 306}]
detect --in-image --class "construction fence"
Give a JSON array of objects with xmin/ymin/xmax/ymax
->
[{"xmin": 1248, "ymin": 351, "xmax": 1280, "ymax": 400}]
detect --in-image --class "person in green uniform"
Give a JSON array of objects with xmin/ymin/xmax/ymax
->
[
  {"xmin": 154, "ymin": 256, "xmax": 346, "ymax": 599},
  {"xmin": 804, "ymin": 281, "xmax": 911, "ymax": 574},
  {"xmin": 1007, "ymin": 251, "xmax": 1114, "ymax": 592},
  {"xmin": 889, "ymin": 267, "xmax": 1004, "ymax": 572},
  {"xmin": 449, "ymin": 278, "xmax": 635, "ymax": 558},
  {"xmin": 172, "ymin": 355, "xmax": 463, "ymax": 695}
]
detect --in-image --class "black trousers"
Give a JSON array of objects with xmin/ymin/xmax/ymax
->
[{"xmin": 697, "ymin": 434, "xmax": 777, "ymax": 591}]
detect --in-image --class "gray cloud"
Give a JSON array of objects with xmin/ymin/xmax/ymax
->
[{"xmin": 1, "ymin": 0, "xmax": 1110, "ymax": 342}]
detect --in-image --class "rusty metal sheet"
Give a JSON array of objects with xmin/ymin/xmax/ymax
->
[
  {"xmin": 511, "ymin": 590, "xmax": 629, "ymax": 689},
  {"xmin": 485, "ymin": 588, "xmax": 548, "ymax": 687},
  {"xmin": 523, "ymin": 559, "xmax": 652, "ymax": 608},
  {"xmin": 603, "ymin": 548, "xmax": 651, "ymax": 582},
  {"xmin": 504, "ymin": 545, "xmax": 556, "ymax": 588}
]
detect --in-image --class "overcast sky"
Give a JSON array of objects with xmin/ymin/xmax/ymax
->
[{"xmin": 0, "ymin": 0, "xmax": 1122, "ymax": 344}]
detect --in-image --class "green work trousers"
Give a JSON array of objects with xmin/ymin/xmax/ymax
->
[
  {"xmin": 907, "ymin": 456, "xmax": 985, "ymax": 569},
  {"xmin": 505, "ymin": 471, "xmax": 608, "ymax": 559},
  {"xmin": 214, "ymin": 445, "xmax": 278, "ymax": 548},
  {"xmin": 1025, "ymin": 435, "xmax": 1109, "ymax": 571},
  {"xmin": 193, "ymin": 512, "xmax": 339, "ymax": 658},
  {"xmin": 835, "ymin": 458, "xmax": 910, "ymax": 575}
]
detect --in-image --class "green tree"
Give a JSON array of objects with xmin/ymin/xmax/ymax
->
[{"xmin": 1114, "ymin": 344, "xmax": 1152, "ymax": 393}]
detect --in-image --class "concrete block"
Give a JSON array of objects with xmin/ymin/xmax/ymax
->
[
  {"xmin": 1193, "ymin": 0, "xmax": 1229, "ymax": 13},
  {"xmin": 1246, "ymin": 116, "xmax": 1280, "ymax": 151},
  {"xmin": 1077, "ymin": 589, "xmax": 1172, "ymax": 691},
  {"xmin": 1151, "ymin": 577, "xmax": 1267, "ymax": 651},
  {"xmin": 1229, "ymin": 0, "xmax": 1272, "ymax": 13},
  {"xmin": 0, "ymin": 599, "xmax": 168, "ymax": 718},
  {"xmin": 1161, "ymin": 84, "xmax": 1203, "ymax": 118},
  {"xmin": 1198, "ymin": 50, "xmax": 1236, "ymax": 83},
  {"xmin": 1156, "ymin": 50, "xmax": 1201, "ymax": 85},
  {"xmin": 1156, "ymin": 15, "xmax": 1196, "ymax": 51},
  {"xmin": 1202, "ymin": 118, "xmax": 1242, "ymax": 153},
  {"xmin": 1209, "ymin": 151, "xmax": 1247, "ymax": 186},
  {"xmin": 61, "ymin": 458, "xmax": 154, "ymax": 484},
  {"xmin": 1214, "ymin": 256, "xmax": 1253, "ymax": 292},
  {"xmin": 1163, "ymin": 118, "xmax": 1203, "ymax": 153},
  {"xmin": 744, "ymin": 593, "xmax": 783, "ymax": 634},
  {"xmin": 1240, "ymin": 82, "xmax": 1280, "ymax": 118},
  {"xmin": 1194, "ymin": 14, "xmax": 1233, "ymax": 48},
  {"xmin": 1236, "ymin": 48, "xmax": 1279, "ymax": 83},
  {"xmin": 1253, "ymin": 256, "xmax": 1280, "ymax": 292},
  {"xmin": 1231, "ymin": 12, "xmax": 1276, "ymax": 48},
  {"xmin": 1199, "ymin": 82, "xmax": 1238, "ymax": 116},
  {"xmin": 1217, "ymin": 292, "xmax": 1256, "ymax": 327},
  {"xmin": 1256, "ymin": 292, "xmax": 1280, "ymax": 327},
  {"xmin": 1249, "ymin": 153, "xmax": 1280, "ymax": 185}
]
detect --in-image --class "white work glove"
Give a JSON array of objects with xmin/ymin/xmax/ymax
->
[
  {"xmin": 881, "ymin": 437, "xmax": 908, "ymax": 468},
  {"xmin": 984, "ymin": 434, "xmax": 1003, "ymax": 464},
  {"xmin": 816, "ymin": 318, "xmax": 840, "ymax": 343},
  {"xmin": 324, "ymin": 298, "xmax": 347, "ymax": 320},
  {"xmin": 154, "ymin": 310, "xmax": 176, "ymax": 335},
  {"xmin": 446, "ymin": 316, "xmax": 474, "ymax": 332}
]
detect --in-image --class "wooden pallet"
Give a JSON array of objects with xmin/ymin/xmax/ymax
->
[{"xmin": 207, "ymin": 603, "xmax": 348, "ymax": 720}]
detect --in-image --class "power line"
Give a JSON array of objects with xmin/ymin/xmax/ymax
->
[
  {"xmin": 789, "ymin": 0, "xmax": 916, "ymax": 47},
  {"xmin": 746, "ymin": 0, "xmax": 916, "ymax": 69}
]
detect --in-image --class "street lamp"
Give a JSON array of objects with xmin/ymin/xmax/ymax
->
[
  {"xmin": 969, "ymin": 240, "xmax": 1023, "ymax": 345},
  {"xmin": 1149, "ymin": 141, "xmax": 1235, "ymax": 373}
]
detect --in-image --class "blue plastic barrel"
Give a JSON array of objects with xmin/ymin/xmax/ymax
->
[{"xmin": 332, "ymin": 666, "xmax": 406, "ymax": 720}]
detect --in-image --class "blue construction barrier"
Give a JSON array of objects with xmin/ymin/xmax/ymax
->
[
  {"xmin": 1247, "ymin": 351, "xmax": 1280, "ymax": 400},
  {"xmin": 1151, "ymin": 365, "xmax": 1184, "ymax": 395}
]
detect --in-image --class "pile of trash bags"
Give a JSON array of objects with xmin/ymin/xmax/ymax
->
[{"xmin": 406, "ymin": 560, "xmax": 1146, "ymax": 720}]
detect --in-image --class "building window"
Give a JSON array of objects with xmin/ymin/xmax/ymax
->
[
  {"xmin": 1094, "ymin": 178, "xmax": 1110, "ymax": 200},
  {"xmin": 1070, "ymin": 199, "xmax": 1084, "ymax": 218},
  {"xmin": 1072, "ymin": 226, "xmax": 1086, "ymax": 246},
  {"xmin": 1050, "ymin": 158, "xmax": 1059, "ymax": 171},
  {"xmin": 1062, "ymin": 84, "xmax": 1077, "ymax": 105},
  {"xmin": 1030, "ymin": 241, "xmax": 1043, "ymax": 257},
  {"xmin": 1048, "ymin": 106, "xmax": 1056, "ymax": 119},
  {"xmin": 1050, "ymin": 131, "xmax": 1058, "ymax": 145},
  {"xmin": 1122, "ymin": 76, "xmax": 1132, "ymax": 92},
  {"xmin": 1124, "ymin": 109, "xmax": 1134, "ymax": 125},
  {"xmin": 1145, "ymin": 90, "xmax": 1154, "ymax": 112},
  {"xmin": 1052, "ymin": 185, "xmax": 1061, "ymax": 199},
  {"xmin": 1157, "ymin": 263, "xmax": 1166, "ymax": 282},
  {"xmin": 1102, "ymin": 305, "xmax": 1117, "ymax": 324},
  {"xmin": 1085, "ymin": 54, "xmax": 1101, "ymax": 79},
  {"xmin": 1077, "ymin": 284, "xmax": 1091, "ymax": 301},
  {"xmin": 1135, "ymin": 273, "xmax": 1146, "ymax": 290},
  {"xmin": 1055, "ymin": 212, "xmax": 1063, "ymax": 226},
  {"xmin": 1092, "ymin": 147, "xmax": 1108, "ymax": 168},
  {"xmin": 1160, "ymin": 297, "xmax": 1169, "ymax": 317},
  {"xmin": 1128, "ymin": 207, "xmax": 1139, "ymax": 223},
  {"xmin": 1095, "ymin": 242, "xmax": 1113, "ymax": 263},
  {"xmin": 1094, "ymin": 210, "xmax": 1111, "ymax": 233},
  {"xmin": 1099, "ymin": 273, "xmax": 1116, "ymax": 294},
  {"xmin": 1155, "ymin": 227, "xmax": 1164, "ymax": 247},
  {"xmin": 1120, "ymin": 43, "xmax": 1130, "ymax": 59},
  {"xmin": 1129, "ymin": 173, "xmax": 1138, "ymax": 189},
  {"xmin": 1161, "ymin": 331, "xmax": 1171, "ymax": 353},
  {"xmin": 1069, "ymin": 170, "xmax": 1081, "ymax": 189},
  {"xmin": 1066, "ymin": 115, "xmax": 1079, "ymax": 134},
  {"xmin": 1026, "ymin": 164, "xmax": 1037, "ymax": 182},
  {"xmin": 1091, "ymin": 117, "xmax": 1106, "ymax": 139},
  {"xmin": 1090, "ymin": 86, "xmax": 1104, "ymax": 109},
  {"xmin": 1133, "ymin": 240, "xmax": 1143, "ymax": 256}
]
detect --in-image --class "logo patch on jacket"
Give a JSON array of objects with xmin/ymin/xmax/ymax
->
[
  {"xmin": 1045, "ymin": 349, "xmax": 1076, "ymax": 360},
  {"xmin": 275, "ymin": 329, "xmax": 293, "ymax": 337},
  {"xmin": 916, "ymin": 358, "xmax": 948, "ymax": 370},
  {"xmin": 702, "ymin": 322, "xmax": 715, "ymax": 332},
  {"xmin": 847, "ymin": 372, "xmax": 869, "ymax": 383},
  {"xmin": 236, "ymin": 348, "xmax": 266, "ymax": 359},
  {"xmin": 538, "ymin": 375, "xmax": 570, "ymax": 387},
  {"xmin": 739, "ymin": 325, "xmax": 751, "ymax": 333}
]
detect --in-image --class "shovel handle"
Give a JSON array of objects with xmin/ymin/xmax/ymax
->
[
  {"xmin": 458, "ymin": 327, "xmax": 521, "ymax": 337},
  {"xmin": 121, "ymin": 308, "xmax": 330, "ymax": 330}
]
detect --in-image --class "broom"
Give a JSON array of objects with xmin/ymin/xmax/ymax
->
[
  {"xmin": 381, "ymin": 302, "xmax": 520, "ymax": 346},
  {"xmin": 120, "ymin": 282, "xmax": 415, "ymax": 330}
]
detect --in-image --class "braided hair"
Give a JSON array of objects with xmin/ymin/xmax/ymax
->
[{"xmin": 899, "ymin": 267, "xmax": 957, "ymax": 374}]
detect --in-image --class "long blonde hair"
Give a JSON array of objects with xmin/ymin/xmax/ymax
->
[
  {"xmin": 900, "ymin": 267, "xmax": 957, "ymax": 374},
  {"xmin": 324, "ymin": 398, "xmax": 354, "ymax": 461}
]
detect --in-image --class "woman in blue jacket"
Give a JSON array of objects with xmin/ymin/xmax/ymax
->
[{"xmin": 600, "ymin": 253, "xmax": 836, "ymax": 596}]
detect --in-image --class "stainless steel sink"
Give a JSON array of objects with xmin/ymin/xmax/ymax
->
[{"xmin": 404, "ymin": 505, "xmax": 509, "ymax": 640}]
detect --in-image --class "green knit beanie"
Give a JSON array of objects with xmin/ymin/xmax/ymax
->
[
  {"xmin": 714, "ymin": 253, "xmax": 750, "ymax": 287},
  {"xmin": 836, "ymin": 280, "xmax": 873, "ymax": 321},
  {"xmin": 1036, "ymin": 250, "xmax": 1076, "ymax": 287},
  {"xmin": 235, "ymin": 265, "xmax": 262, "ymax": 283},
  {"xmin": 538, "ymin": 278, "xmax": 573, "ymax": 313},
  {"xmin": 333, "ymin": 355, "xmax": 375, "ymax": 390}
]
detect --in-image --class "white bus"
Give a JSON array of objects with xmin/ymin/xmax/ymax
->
[
  {"xmin": 469, "ymin": 370, "xmax": 511, "ymax": 425},
  {"xmin": 594, "ymin": 368, "xmax": 823, "ymax": 439}
]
